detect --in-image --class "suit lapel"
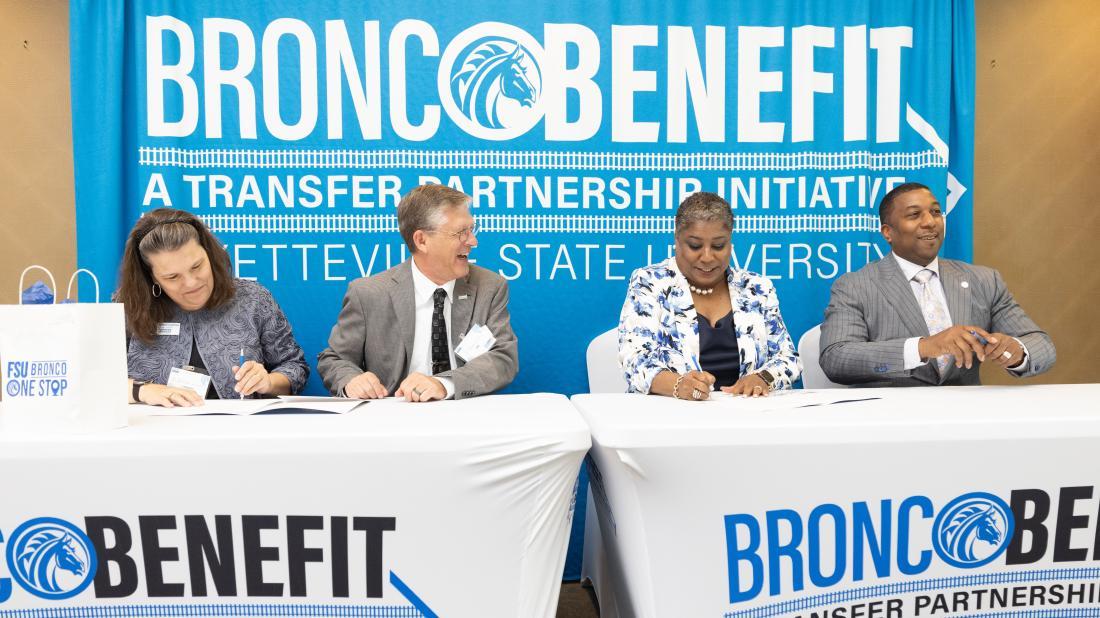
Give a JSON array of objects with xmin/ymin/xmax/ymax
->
[
  {"xmin": 390, "ymin": 262, "xmax": 415, "ymax": 367},
  {"xmin": 449, "ymin": 276, "xmax": 474, "ymax": 363},
  {"xmin": 940, "ymin": 260, "xmax": 971, "ymax": 329},
  {"xmin": 875, "ymin": 255, "xmax": 930, "ymax": 337},
  {"xmin": 937, "ymin": 260, "xmax": 972, "ymax": 385}
]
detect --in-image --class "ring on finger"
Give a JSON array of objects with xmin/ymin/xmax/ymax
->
[
  {"xmin": 691, "ymin": 389, "xmax": 702, "ymax": 400},
  {"xmin": 412, "ymin": 387, "xmax": 423, "ymax": 396}
]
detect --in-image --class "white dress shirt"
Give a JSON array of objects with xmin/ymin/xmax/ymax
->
[
  {"xmin": 408, "ymin": 257, "xmax": 457, "ymax": 399},
  {"xmin": 892, "ymin": 253, "xmax": 1027, "ymax": 372}
]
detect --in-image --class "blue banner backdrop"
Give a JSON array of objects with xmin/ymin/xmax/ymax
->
[{"xmin": 70, "ymin": 0, "xmax": 975, "ymax": 580}]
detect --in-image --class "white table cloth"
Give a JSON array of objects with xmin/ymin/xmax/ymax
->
[
  {"xmin": 0, "ymin": 393, "xmax": 589, "ymax": 617},
  {"xmin": 575, "ymin": 385, "xmax": 1100, "ymax": 618}
]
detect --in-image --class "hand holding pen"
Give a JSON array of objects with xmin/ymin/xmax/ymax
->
[
  {"xmin": 233, "ymin": 348, "xmax": 274, "ymax": 397},
  {"xmin": 671, "ymin": 355, "xmax": 715, "ymax": 401},
  {"xmin": 969, "ymin": 330, "xmax": 1024, "ymax": 369}
]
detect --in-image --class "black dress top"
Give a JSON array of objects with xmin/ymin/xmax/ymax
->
[
  {"xmin": 698, "ymin": 311, "xmax": 741, "ymax": 388},
  {"xmin": 188, "ymin": 335, "xmax": 219, "ymax": 400}
]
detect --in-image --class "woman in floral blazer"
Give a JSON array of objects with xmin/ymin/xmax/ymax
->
[{"xmin": 618, "ymin": 192, "xmax": 801, "ymax": 400}]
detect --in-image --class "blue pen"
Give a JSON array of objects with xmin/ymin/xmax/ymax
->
[
  {"xmin": 689, "ymin": 354, "xmax": 713, "ymax": 393},
  {"xmin": 238, "ymin": 347, "xmax": 245, "ymax": 399},
  {"xmin": 968, "ymin": 330, "xmax": 989, "ymax": 346},
  {"xmin": 968, "ymin": 330, "xmax": 1002, "ymax": 363}
]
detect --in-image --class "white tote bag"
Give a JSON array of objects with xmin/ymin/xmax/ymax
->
[{"xmin": 0, "ymin": 266, "xmax": 128, "ymax": 433}]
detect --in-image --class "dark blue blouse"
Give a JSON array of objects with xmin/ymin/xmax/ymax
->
[{"xmin": 698, "ymin": 311, "xmax": 741, "ymax": 388}]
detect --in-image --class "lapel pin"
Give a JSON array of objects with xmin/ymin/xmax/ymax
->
[
  {"xmin": 458, "ymin": 294, "xmax": 468, "ymax": 300},
  {"xmin": 960, "ymin": 281, "xmax": 969, "ymax": 289}
]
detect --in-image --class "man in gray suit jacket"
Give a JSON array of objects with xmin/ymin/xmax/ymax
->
[
  {"xmin": 318, "ymin": 184, "xmax": 518, "ymax": 401},
  {"xmin": 820, "ymin": 182, "xmax": 1054, "ymax": 386}
]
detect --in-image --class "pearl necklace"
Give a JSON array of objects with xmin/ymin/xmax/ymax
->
[{"xmin": 689, "ymin": 284, "xmax": 715, "ymax": 295}]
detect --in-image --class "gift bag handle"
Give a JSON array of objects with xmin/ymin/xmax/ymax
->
[
  {"xmin": 18, "ymin": 265, "xmax": 58, "ymax": 305},
  {"xmin": 66, "ymin": 268, "xmax": 101, "ymax": 303}
]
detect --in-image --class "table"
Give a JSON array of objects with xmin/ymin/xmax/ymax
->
[
  {"xmin": 0, "ymin": 393, "xmax": 589, "ymax": 617},
  {"xmin": 574, "ymin": 385, "xmax": 1100, "ymax": 618}
]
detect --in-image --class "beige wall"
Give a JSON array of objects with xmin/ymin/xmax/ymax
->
[
  {"xmin": 975, "ymin": 0, "xmax": 1100, "ymax": 384},
  {"xmin": 0, "ymin": 0, "xmax": 75, "ymax": 301},
  {"xmin": 1, "ymin": 0, "xmax": 1096, "ymax": 382}
]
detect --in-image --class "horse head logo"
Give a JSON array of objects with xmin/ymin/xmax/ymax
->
[
  {"xmin": 16, "ymin": 531, "xmax": 86, "ymax": 592},
  {"xmin": 5, "ymin": 518, "xmax": 97, "ymax": 599},
  {"xmin": 439, "ymin": 23, "xmax": 546, "ymax": 140},
  {"xmin": 498, "ymin": 46, "xmax": 539, "ymax": 108},
  {"xmin": 450, "ymin": 38, "xmax": 543, "ymax": 130},
  {"xmin": 932, "ymin": 492, "xmax": 1014, "ymax": 569}
]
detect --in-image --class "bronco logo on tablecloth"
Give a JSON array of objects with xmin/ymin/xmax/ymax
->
[
  {"xmin": 0, "ymin": 513, "xmax": 441, "ymax": 616},
  {"xmin": 723, "ymin": 486, "xmax": 1100, "ymax": 616},
  {"xmin": 4, "ymin": 518, "xmax": 97, "ymax": 600},
  {"xmin": 932, "ymin": 492, "xmax": 1014, "ymax": 569}
]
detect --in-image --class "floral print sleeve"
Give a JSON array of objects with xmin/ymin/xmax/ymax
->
[
  {"xmin": 741, "ymin": 275, "xmax": 801, "ymax": 390},
  {"xmin": 618, "ymin": 265, "xmax": 681, "ymax": 394}
]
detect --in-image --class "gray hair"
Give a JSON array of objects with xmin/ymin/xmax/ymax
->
[
  {"xmin": 674, "ymin": 192, "xmax": 734, "ymax": 236},
  {"xmin": 397, "ymin": 184, "xmax": 471, "ymax": 252}
]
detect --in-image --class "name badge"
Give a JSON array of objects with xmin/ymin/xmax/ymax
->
[
  {"xmin": 167, "ymin": 367, "xmax": 211, "ymax": 399},
  {"xmin": 157, "ymin": 322, "xmax": 181, "ymax": 337},
  {"xmin": 455, "ymin": 323, "xmax": 496, "ymax": 362}
]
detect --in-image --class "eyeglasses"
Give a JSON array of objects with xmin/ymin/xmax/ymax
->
[{"xmin": 429, "ymin": 221, "xmax": 479, "ymax": 242}]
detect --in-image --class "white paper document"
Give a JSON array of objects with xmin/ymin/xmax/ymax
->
[
  {"xmin": 138, "ymin": 396, "xmax": 368, "ymax": 416},
  {"xmin": 706, "ymin": 389, "xmax": 881, "ymax": 412}
]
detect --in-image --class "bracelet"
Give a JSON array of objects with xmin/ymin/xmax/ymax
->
[{"xmin": 672, "ymin": 373, "xmax": 687, "ymax": 400}]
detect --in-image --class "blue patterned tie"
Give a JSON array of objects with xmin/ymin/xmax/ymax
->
[
  {"xmin": 913, "ymin": 269, "xmax": 952, "ymax": 374},
  {"xmin": 431, "ymin": 288, "xmax": 451, "ymax": 375}
]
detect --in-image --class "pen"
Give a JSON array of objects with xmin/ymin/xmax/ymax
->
[
  {"xmin": 238, "ymin": 348, "xmax": 245, "ymax": 399},
  {"xmin": 969, "ymin": 330, "xmax": 1012, "ymax": 361},
  {"xmin": 689, "ymin": 354, "xmax": 711, "ymax": 393},
  {"xmin": 968, "ymin": 330, "xmax": 989, "ymax": 346}
]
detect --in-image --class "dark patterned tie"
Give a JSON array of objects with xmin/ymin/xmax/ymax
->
[{"xmin": 431, "ymin": 288, "xmax": 451, "ymax": 375}]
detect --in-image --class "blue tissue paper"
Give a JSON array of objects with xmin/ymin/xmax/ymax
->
[{"xmin": 21, "ymin": 280, "xmax": 55, "ymax": 305}]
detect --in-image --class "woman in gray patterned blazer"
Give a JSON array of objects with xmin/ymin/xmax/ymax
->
[{"xmin": 116, "ymin": 209, "xmax": 308, "ymax": 407}]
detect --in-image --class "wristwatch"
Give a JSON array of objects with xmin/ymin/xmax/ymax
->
[
  {"xmin": 756, "ymin": 369, "xmax": 776, "ymax": 389},
  {"xmin": 131, "ymin": 380, "xmax": 146, "ymax": 403}
]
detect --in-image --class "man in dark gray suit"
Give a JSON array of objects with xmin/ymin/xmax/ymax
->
[
  {"xmin": 318, "ymin": 184, "xmax": 518, "ymax": 401},
  {"xmin": 820, "ymin": 182, "xmax": 1054, "ymax": 386}
]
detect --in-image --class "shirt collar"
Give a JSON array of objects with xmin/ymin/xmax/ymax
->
[
  {"xmin": 409, "ymin": 256, "xmax": 456, "ymax": 303},
  {"xmin": 892, "ymin": 252, "xmax": 940, "ymax": 281}
]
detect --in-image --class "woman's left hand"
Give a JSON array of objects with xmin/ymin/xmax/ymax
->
[
  {"xmin": 721, "ymin": 373, "xmax": 771, "ymax": 397},
  {"xmin": 233, "ymin": 361, "xmax": 273, "ymax": 396}
]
